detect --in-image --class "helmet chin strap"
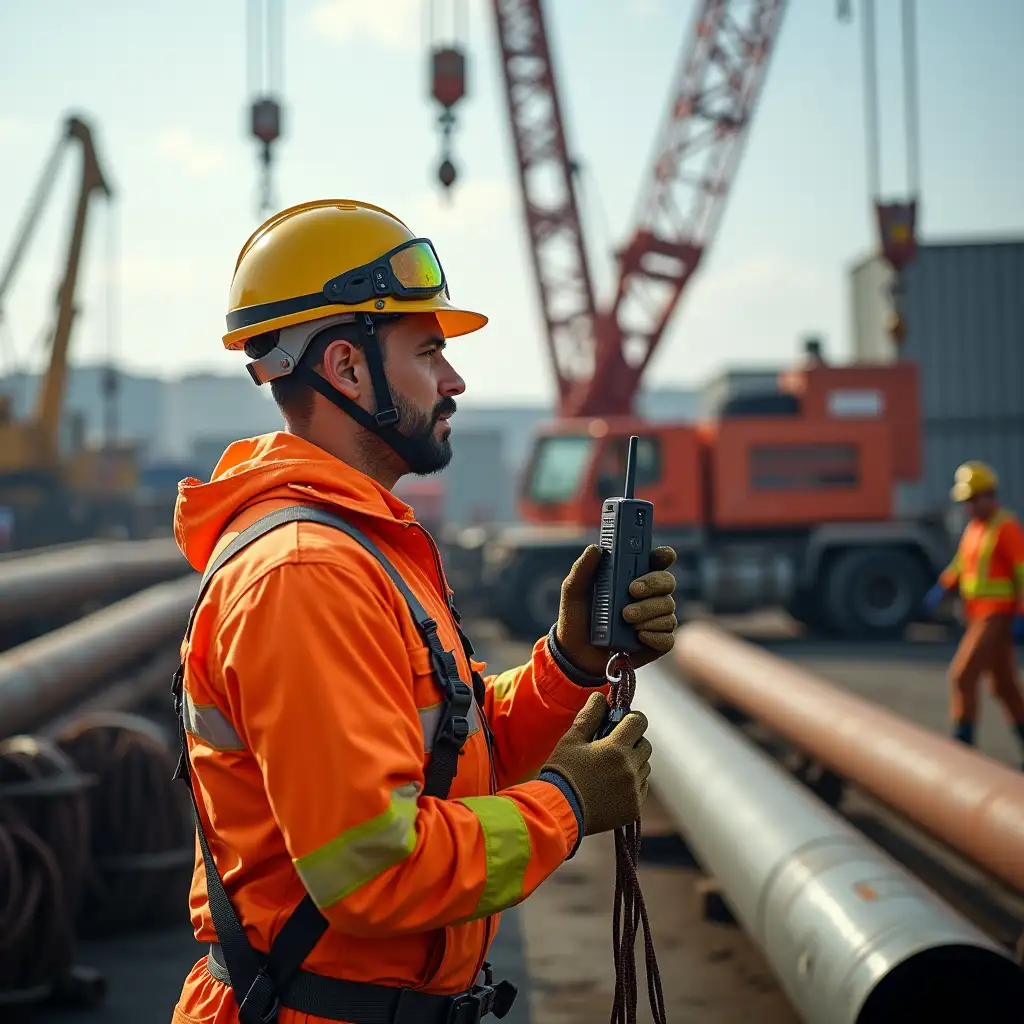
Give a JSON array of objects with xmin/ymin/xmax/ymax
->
[{"xmin": 292, "ymin": 314, "xmax": 425, "ymax": 468}]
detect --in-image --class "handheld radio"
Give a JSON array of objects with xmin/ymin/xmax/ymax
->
[{"xmin": 589, "ymin": 435, "xmax": 653, "ymax": 738}]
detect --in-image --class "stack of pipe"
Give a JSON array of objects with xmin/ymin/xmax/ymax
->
[
  {"xmin": 0, "ymin": 575, "xmax": 198, "ymax": 739},
  {"xmin": 674, "ymin": 620, "xmax": 1024, "ymax": 895},
  {"xmin": 638, "ymin": 656, "xmax": 1024, "ymax": 1023},
  {"xmin": 0, "ymin": 574, "xmax": 200, "ymax": 1006},
  {"xmin": 0, "ymin": 538, "xmax": 188, "ymax": 626}
]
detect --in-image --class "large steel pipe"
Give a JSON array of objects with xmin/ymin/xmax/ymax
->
[
  {"xmin": 675, "ymin": 621, "xmax": 1024, "ymax": 894},
  {"xmin": 638, "ymin": 662, "xmax": 1024, "ymax": 1023},
  {"xmin": 0, "ymin": 575, "xmax": 197, "ymax": 737},
  {"xmin": 0, "ymin": 538, "xmax": 189, "ymax": 624}
]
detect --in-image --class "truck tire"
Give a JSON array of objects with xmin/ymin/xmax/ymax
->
[
  {"xmin": 497, "ymin": 552, "xmax": 572, "ymax": 641},
  {"xmin": 822, "ymin": 547, "xmax": 929, "ymax": 641}
]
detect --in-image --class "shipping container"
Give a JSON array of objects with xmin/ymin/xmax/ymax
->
[
  {"xmin": 850, "ymin": 239, "xmax": 1024, "ymax": 419},
  {"xmin": 850, "ymin": 238, "xmax": 1024, "ymax": 519}
]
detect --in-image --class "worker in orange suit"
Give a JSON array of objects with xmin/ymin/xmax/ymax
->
[
  {"xmin": 924, "ymin": 461, "xmax": 1024, "ymax": 763},
  {"xmin": 170, "ymin": 199, "xmax": 679, "ymax": 1024}
]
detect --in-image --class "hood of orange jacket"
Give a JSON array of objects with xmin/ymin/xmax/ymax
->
[{"xmin": 174, "ymin": 431, "xmax": 416, "ymax": 571}]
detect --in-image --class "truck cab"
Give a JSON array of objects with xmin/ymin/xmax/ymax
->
[{"xmin": 471, "ymin": 361, "xmax": 950, "ymax": 643}]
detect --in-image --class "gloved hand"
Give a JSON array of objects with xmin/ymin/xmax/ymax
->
[
  {"xmin": 555, "ymin": 545, "xmax": 678, "ymax": 678},
  {"xmin": 1013, "ymin": 616, "xmax": 1024, "ymax": 645},
  {"xmin": 541, "ymin": 691, "xmax": 652, "ymax": 837},
  {"xmin": 923, "ymin": 583, "xmax": 948, "ymax": 612}
]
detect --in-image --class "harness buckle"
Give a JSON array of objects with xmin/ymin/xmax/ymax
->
[
  {"xmin": 447, "ymin": 984, "xmax": 494, "ymax": 1023},
  {"xmin": 237, "ymin": 967, "xmax": 281, "ymax": 1024}
]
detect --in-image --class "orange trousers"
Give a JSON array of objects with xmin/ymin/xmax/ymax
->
[{"xmin": 948, "ymin": 614, "xmax": 1024, "ymax": 724}]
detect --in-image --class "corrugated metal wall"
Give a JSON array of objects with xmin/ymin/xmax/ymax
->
[{"xmin": 850, "ymin": 239, "xmax": 1024, "ymax": 517}]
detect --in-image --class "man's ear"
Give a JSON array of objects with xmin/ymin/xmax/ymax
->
[{"xmin": 320, "ymin": 339, "xmax": 362, "ymax": 400}]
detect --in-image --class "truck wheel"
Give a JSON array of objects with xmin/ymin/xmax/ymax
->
[
  {"xmin": 498, "ymin": 553, "xmax": 571, "ymax": 641},
  {"xmin": 823, "ymin": 547, "xmax": 928, "ymax": 641}
]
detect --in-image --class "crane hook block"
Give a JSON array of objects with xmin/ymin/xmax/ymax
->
[
  {"xmin": 875, "ymin": 200, "xmax": 918, "ymax": 273},
  {"xmin": 251, "ymin": 97, "xmax": 282, "ymax": 146},
  {"xmin": 438, "ymin": 158, "xmax": 457, "ymax": 190},
  {"xmin": 431, "ymin": 47, "xmax": 466, "ymax": 109}
]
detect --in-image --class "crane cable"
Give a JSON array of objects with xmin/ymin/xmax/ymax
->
[
  {"xmin": 248, "ymin": 0, "xmax": 284, "ymax": 219},
  {"xmin": 605, "ymin": 655, "xmax": 666, "ymax": 1024},
  {"xmin": 857, "ymin": 0, "xmax": 920, "ymax": 203}
]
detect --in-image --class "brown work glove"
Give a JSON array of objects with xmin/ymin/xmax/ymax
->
[
  {"xmin": 542, "ymin": 692, "xmax": 652, "ymax": 838},
  {"xmin": 553, "ymin": 545, "xmax": 678, "ymax": 680}
]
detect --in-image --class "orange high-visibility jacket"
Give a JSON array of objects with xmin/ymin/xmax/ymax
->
[
  {"xmin": 939, "ymin": 510, "xmax": 1024, "ymax": 620},
  {"xmin": 171, "ymin": 432, "xmax": 604, "ymax": 1024}
]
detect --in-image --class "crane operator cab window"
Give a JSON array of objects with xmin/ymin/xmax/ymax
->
[{"xmin": 595, "ymin": 436, "xmax": 662, "ymax": 497}]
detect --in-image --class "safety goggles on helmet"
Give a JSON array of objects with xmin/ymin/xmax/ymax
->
[
  {"xmin": 325, "ymin": 238, "xmax": 449, "ymax": 305},
  {"xmin": 225, "ymin": 238, "xmax": 449, "ymax": 335}
]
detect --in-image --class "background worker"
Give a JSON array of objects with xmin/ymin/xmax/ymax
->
[
  {"xmin": 171, "ymin": 199, "xmax": 679, "ymax": 1024},
  {"xmin": 925, "ymin": 461, "xmax": 1024, "ymax": 764}
]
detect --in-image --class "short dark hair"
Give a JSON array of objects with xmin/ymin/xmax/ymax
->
[{"xmin": 244, "ymin": 316, "xmax": 398, "ymax": 426}]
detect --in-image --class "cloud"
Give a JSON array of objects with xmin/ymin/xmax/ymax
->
[
  {"xmin": 307, "ymin": 0, "xmax": 420, "ymax": 52},
  {"xmin": 155, "ymin": 128, "xmax": 227, "ymax": 179}
]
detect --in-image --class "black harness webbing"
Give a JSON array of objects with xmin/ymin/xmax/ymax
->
[{"xmin": 170, "ymin": 505, "xmax": 514, "ymax": 1023}]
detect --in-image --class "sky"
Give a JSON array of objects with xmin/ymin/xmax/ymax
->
[{"xmin": 0, "ymin": 0, "xmax": 1021, "ymax": 408}]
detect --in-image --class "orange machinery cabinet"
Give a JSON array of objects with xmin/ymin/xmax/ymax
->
[
  {"xmin": 707, "ymin": 417, "xmax": 894, "ymax": 529},
  {"xmin": 778, "ymin": 361, "xmax": 920, "ymax": 482}
]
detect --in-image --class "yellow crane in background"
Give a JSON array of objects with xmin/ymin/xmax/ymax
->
[{"xmin": 0, "ymin": 114, "xmax": 140, "ymax": 550}]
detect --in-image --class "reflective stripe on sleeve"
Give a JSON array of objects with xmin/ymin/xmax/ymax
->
[
  {"xmin": 183, "ymin": 693, "xmax": 245, "ymax": 751},
  {"xmin": 294, "ymin": 782, "xmax": 421, "ymax": 910},
  {"xmin": 419, "ymin": 702, "xmax": 481, "ymax": 751},
  {"xmin": 456, "ymin": 795, "xmax": 531, "ymax": 919},
  {"xmin": 488, "ymin": 670, "xmax": 517, "ymax": 703}
]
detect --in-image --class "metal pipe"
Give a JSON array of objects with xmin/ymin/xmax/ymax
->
[
  {"xmin": 40, "ymin": 648, "xmax": 181, "ymax": 740},
  {"xmin": 638, "ymin": 662, "xmax": 1024, "ymax": 1023},
  {"xmin": 675, "ymin": 621, "xmax": 1024, "ymax": 894},
  {"xmin": 0, "ymin": 538, "xmax": 188, "ymax": 624},
  {"xmin": 0, "ymin": 575, "xmax": 197, "ymax": 738}
]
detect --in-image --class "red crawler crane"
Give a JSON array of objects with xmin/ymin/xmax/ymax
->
[{"xmin": 487, "ymin": 0, "xmax": 787, "ymax": 416}]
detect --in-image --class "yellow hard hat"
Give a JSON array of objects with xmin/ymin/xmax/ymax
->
[
  {"xmin": 222, "ymin": 198, "xmax": 487, "ymax": 350},
  {"xmin": 950, "ymin": 461, "xmax": 999, "ymax": 502}
]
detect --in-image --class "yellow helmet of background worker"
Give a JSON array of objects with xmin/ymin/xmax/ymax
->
[
  {"xmin": 950, "ymin": 461, "xmax": 999, "ymax": 502},
  {"xmin": 222, "ymin": 198, "xmax": 487, "ymax": 350}
]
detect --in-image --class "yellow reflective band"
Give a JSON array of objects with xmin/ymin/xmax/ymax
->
[
  {"xmin": 419, "ymin": 702, "xmax": 481, "ymax": 752},
  {"xmin": 457, "ymin": 795, "xmax": 531, "ymax": 920},
  {"xmin": 489, "ymin": 671, "xmax": 517, "ymax": 703},
  {"xmin": 1014, "ymin": 564, "xmax": 1024, "ymax": 589},
  {"xmin": 183, "ymin": 693, "xmax": 245, "ymax": 750},
  {"xmin": 963, "ymin": 513, "xmax": 1016, "ymax": 599},
  {"xmin": 294, "ymin": 783, "xmax": 420, "ymax": 909}
]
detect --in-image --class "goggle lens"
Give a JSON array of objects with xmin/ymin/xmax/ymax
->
[{"xmin": 389, "ymin": 242, "xmax": 444, "ymax": 291}]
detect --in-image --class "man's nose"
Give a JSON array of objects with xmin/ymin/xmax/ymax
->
[{"xmin": 439, "ymin": 360, "xmax": 466, "ymax": 397}]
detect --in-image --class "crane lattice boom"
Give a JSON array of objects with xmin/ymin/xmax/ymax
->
[
  {"xmin": 490, "ymin": 0, "xmax": 787, "ymax": 417},
  {"xmin": 491, "ymin": 0, "xmax": 600, "ymax": 410}
]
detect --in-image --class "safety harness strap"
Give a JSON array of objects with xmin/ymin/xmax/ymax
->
[{"xmin": 171, "ymin": 504, "xmax": 492, "ymax": 1023}]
